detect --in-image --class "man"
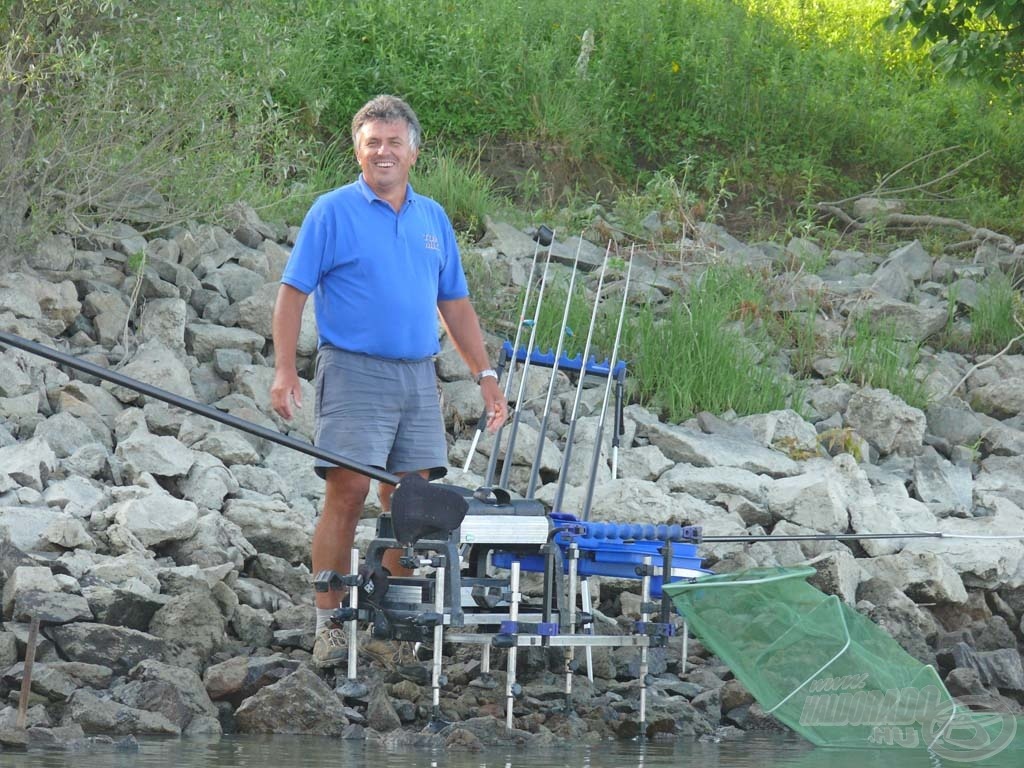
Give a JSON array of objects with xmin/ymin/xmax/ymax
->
[{"xmin": 270, "ymin": 94, "xmax": 508, "ymax": 669}]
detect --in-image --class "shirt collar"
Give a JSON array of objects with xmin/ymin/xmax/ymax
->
[{"xmin": 355, "ymin": 174, "xmax": 417, "ymax": 207}]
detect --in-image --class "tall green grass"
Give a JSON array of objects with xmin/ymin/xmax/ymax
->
[
  {"xmin": 970, "ymin": 272, "xmax": 1024, "ymax": 354},
  {"xmin": 841, "ymin": 316, "xmax": 929, "ymax": 409},
  {"xmin": 511, "ymin": 265, "xmax": 796, "ymax": 423},
  {"xmin": 274, "ymin": 0, "xmax": 1024, "ymax": 235}
]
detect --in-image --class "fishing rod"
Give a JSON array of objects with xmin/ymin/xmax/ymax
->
[
  {"xmin": 702, "ymin": 531, "xmax": 1024, "ymax": 543},
  {"xmin": 1, "ymin": 331, "xmax": 400, "ymax": 488},
  {"xmin": 582, "ymin": 248, "xmax": 634, "ymax": 521},
  {"xmin": 487, "ymin": 239, "xmax": 557, "ymax": 488},
  {"xmin": 525, "ymin": 236, "xmax": 585, "ymax": 498},
  {"xmin": 551, "ymin": 241, "xmax": 612, "ymax": 515},
  {"xmin": 462, "ymin": 225, "xmax": 553, "ymax": 472}
]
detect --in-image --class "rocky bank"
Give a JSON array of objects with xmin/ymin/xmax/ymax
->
[{"xmin": 1, "ymin": 203, "xmax": 1023, "ymax": 752}]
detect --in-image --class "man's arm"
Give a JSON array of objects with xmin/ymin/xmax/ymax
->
[
  {"xmin": 438, "ymin": 297, "xmax": 508, "ymax": 433},
  {"xmin": 270, "ymin": 284, "xmax": 310, "ymax": 420}
]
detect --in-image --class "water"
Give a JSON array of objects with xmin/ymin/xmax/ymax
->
[{"xmin": 1, "ymin": 732, "xmax": 1020, "ymax": 768}]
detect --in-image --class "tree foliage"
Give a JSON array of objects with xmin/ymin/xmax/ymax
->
[{"xmin": 883, "ymin": 0, "xmax": 1024, "ymax": 92}]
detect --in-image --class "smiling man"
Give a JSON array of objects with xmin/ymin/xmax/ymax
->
[{"xmin": 270, "ymin": 94, "xmax": 507, "ymax": 669}]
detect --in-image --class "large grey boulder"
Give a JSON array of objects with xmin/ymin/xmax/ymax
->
[
  {"xmin": 222, "ymin": 498, "xmax": 313, "ymax": 565},
  {"xmin": 115, "ymin": 430, "xmax": 197, "ymax": 478},
  {"xmin": 0, "ymin": 436, "xmax": 56, "ymax": 491},
  {"xmin": 911, "ymin": 447, "xmax": 972, "ymax": 517},
  {"xmin": 203, "ymin": 654, "xmax": 302, "ymax": 707},
  {"xmin": 46, "ymin": 623, "xmax": 167, "ymax": 676},
  {"xmin": 658, "ymin": 463, "xmax": 769, "ymax": 505},
  {"xmin": 61, "ymin": 689, "xmax": 180, "ymax": 735},
  {"xmin": 860, "ymin": 551, "xmax": 968, "ymax": 605},
  {"xmin": 234, "ymin": 666, "xmax": 349, "ymax": 735},
  {"xmin": 110, "ymin": 340, "xmax": 195, "ymax": 404},
  {"xmin": 765, "ymin": 457, "xmax": 852, "ymax": 533},
  {"xmin": 108, "ymin": 493, "xmax": 200, "ymax": 547},
  {"xmin": 641, "ymin": 421, "xmax": 800, "ymax": 478},
  {"xmin": 114, "ymin": 658, "xmax": 220, "ymax": 734},
  {"xmin": 845, "ymin": 388, "xmax": 926, "ymax": 457}
]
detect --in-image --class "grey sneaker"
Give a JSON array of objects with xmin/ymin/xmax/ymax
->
[{"xmin": 312, "ymin": 628, "xmax": 348, "ymax": 669}]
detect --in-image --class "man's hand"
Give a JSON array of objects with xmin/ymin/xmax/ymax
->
[
  {"xmin": 479, "ymin": 376, "xmax": 508, "ymax": 433},
  {"xmin": 271, "ymin": 367, "xmax": 303, "ymax": 420}
]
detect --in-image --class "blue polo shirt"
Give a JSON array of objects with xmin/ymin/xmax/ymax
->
[{"xmin": 281, "ymin": 176, "xmax": 469, "ymax": 359}]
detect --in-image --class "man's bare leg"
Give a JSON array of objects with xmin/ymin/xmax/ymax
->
[{"xmin": 314, "ymin": 467, "xmax": 370, "ymax": 612}]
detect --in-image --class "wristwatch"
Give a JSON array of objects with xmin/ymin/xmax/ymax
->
[{"xmin": 475, "ymin": 368, "xmax": 498, "ymax": 385}]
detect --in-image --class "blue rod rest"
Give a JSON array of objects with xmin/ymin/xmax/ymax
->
[{"xmin": 501, "ymin": 340, "xmax": 627, "ymax": 380}]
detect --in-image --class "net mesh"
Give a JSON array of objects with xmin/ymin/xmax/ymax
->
[{"xmin": 664, "ymin": 567, "xmax": 1023, "ymax": 758}]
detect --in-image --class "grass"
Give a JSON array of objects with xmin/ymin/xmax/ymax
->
[
  {"xmin": 969, "ymin": 272, "xmax": 1024, "ymax": 355},
  {"xmin": 841, "ymin": 316, "xmax": 930, "ymax": 410},
  {"xmin": 6, "ymin": 0, "xmax": 1022, "ymax": 427}
]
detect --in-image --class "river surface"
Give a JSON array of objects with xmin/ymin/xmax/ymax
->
[{"xmin": 1, "ymin": 732, "xmax": 1021, "ymax": 768}]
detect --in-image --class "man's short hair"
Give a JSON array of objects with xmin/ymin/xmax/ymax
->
[{"xmin": 351, "ymin": 95, "xmax": 421, "ymax": 150}]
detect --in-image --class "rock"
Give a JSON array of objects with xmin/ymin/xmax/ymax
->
[
  {"xmin": 81, "ymin": 585, "xmax": 166, "ymax": 631},
  {"xmin": 234, "ymin": 667, "xmax": 349, "ymax": 735},
  {"xmin": 936, "ymin": 643, "xmax": 1024, "ymax": 693},
  {"xmin": 185, "ymin": 322, "xmax": 267, "ymax": 362},
  {"xmin": 845, "ymin": 294, "xmax": 947, "ymax": 344},
  {"xmin": 869, "ymin": 240, "xmax": 932, "ymax": 301},
  {"xmin": 203, "ymin": 654, "xmax": 301, "ymax": 707},
  {"xmin": 642, "ymin": 421, "xmax": 800, "ymax": 478},
  {"xmin": 46, "ymin": 623, "xmax": 167, "ymax": 676},
  {"xmin": 736, "ymin": 409, "xmax": 818, "ymax": 456},
  {"xmin": 138, "ymin": 298, "xmax": 188, "ymax": 351},
  {"xmin": 61, "ymin": 689, "xmax": 180, "ymax": 735},
  {"xmin": 856, "ymin": 579, "xmax": 939, "ymax": 664},
  {"xmin": 926, "ymin": 396, "xmax": 986, "ymax": 448},
  {"xmin": 115, "ymin": 430, "xmax": 197, "ymax": 478},
  {"xmin": 903, "ymin": 496, "xmax": 1024, "ymax": 590},
  {"xmin": 108, "ymin": 493, "xmax": 200, "ymax": 547},
  {"xmin": 367, "ymin": 683, "xmax": 402, "ymax": 732},
  {"xmin": 110, "ymin": 340, "xmax": 196, "ymax": 403},
  {"xmin": 911, "ymin": 446, "xmax": 972, "ymax": 517},
  {"xmin": 860, "ymin": 551, "xmax": 968, "ymax": 605},
  {"xmin": 222, "ymin": 498, "xmax": 313, "ymax": 564},
  {"xmin": 115, "ymin": 659, "xmax": 220, "ymax": 733},
  {"xmin": 845, "ymin": 388, "xmax": 926, "ymax": 457},
  {"xmin": 167, "ymin": 512, "xmax": 255, "ymax": 570},
  {"xmin": 147, "ymin": 588, "xmax": 228, "ymax": 671},
  {"xmin": 658, "ymin": 463, "xmax": 768, "ymax": 505},
  {"xmin": 765, "ymin": 458, "xmax": 852, "ymax": 533},
  {"xmin": 805, "ymin": 550, "xmax": 864, "ymax": 604},
  {"xmin": 0, "ymin": 436, "xmax": 56, "ymax": 491},
  {"xmin": 970, "ymin": 378, "xmax": 1024, "ymax": 420}
]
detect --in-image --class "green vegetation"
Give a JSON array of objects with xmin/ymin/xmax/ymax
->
[
  {"xmin": 884, "ymin": 0, "xmax": 1024, "ymax": 92},
  {"xmin": 841, "ymin": 316, "xmax": 930, "ymax": 410},
  {"xmin": 5, "ymin": 0, "xmax": 1024, "ymax": 251},
  {"xmin": 4, "ymin": 0, "xmax": 1022, "ymax": 424},
  {"xmin": 970, "ymin": 271, "xmax": 1024, "ymax": 353}
]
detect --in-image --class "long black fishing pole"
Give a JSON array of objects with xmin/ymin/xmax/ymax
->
[
  {"xmin": 463, "ymin": 225, "xmax": 553, "ymax": 472},
  {"xmin": 581, "ymin": 247, "xmax": 633, "ymax": 521},
  {"xmin": 525, "ymin": 236, "xmax": 584, "ymax": 498},
  {"xmin": 0, "ymin": 331, "xmax": 402, "ymax": 486},
  {"xmin": 551, "ymin": 241, "xmax": 612, "ymax": 515}
]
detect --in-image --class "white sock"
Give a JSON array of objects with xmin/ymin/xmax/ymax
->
[{"xmin": 315, "ymin": 607, "xmax": 335, "ymax": 634}]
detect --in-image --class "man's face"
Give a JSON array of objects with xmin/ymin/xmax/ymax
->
[{"xmin": 355, "ymin": 119, "xmax": 418, "ymax": 196}]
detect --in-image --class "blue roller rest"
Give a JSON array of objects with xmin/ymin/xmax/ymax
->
[
  {"xmin": 501, "ymin": 341, "xmax": 627, "ymax": 380},
  {"xmin": 491, "ymin": 513, "xmax": 711, "ymax": 598}
]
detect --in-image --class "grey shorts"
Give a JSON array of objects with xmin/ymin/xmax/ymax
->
[{"xmin": 313, "ymin": 346, "xmax": 448, "ymax": 481}]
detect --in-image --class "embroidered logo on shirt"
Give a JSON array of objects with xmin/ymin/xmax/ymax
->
[{"xmin": 424, "ymin": 233, "xmax": 440, "ymax": 251}]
